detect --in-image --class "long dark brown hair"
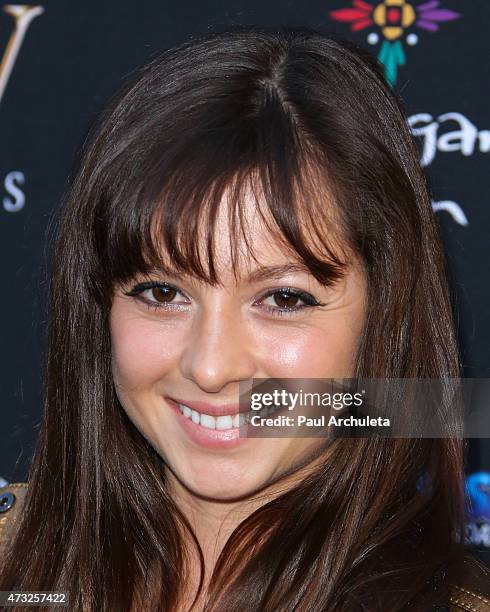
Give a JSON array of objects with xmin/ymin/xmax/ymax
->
[{"xmin": 0, "ymin": 26, "xmax": 465, "ymax": 611}]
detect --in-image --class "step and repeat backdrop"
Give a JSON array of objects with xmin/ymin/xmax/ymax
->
[{"xmin": 1, "ymin": 1, "xmax": 489, "ymax": 563}]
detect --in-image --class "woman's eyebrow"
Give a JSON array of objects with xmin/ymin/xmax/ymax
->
[
  {"xmin": 146, "ymin": 262, "xmax": 312, "ymax": 283},
  {"xmin": 244, "ymin": 263, "xmax": 311, "ymax": 283}
]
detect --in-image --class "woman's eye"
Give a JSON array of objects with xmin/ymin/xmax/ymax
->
[
  {"xmin": 147, "ymin": 286, "xmax": 179, "ymax": 304},
  {"xmin": 258, "ymin": 288, "xmax": 326, "ymax": 318},
  {"xmin": 124, "ymin": 282, "xmax": 188, "ymax": 311},
  {"xmin": 124, "ymin": 282, "xmax": 326, "ymax": 317}
]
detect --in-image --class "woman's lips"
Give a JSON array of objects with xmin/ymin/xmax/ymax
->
[
  {"xmin": 167, "ymin": 397, "xmax": 246, "ymax": 416},
  {"xmin": 166, "ymin": 397, "xmax": 250, "ymax": 449}
]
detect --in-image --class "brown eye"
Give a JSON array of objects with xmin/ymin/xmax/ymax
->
[
  {"xmin": 151, "ymin": 286, "xmax": 177, "ymax": 303},
  {"xmin": 258, "ymin": 287, "xmax": 324, "ymax": 318},
  {"xmin": 273, "ymin": 291, "xmax": 301, "ymax": 309},
  {"xmin": 124, "ymin": 282, "xmax": 187, "ymax": 309}
]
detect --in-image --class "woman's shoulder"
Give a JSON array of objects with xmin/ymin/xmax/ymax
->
[
  {"xmin": 0, "ymin": 483, "xmax": 489, "ymax": 609},
  {"xmin": 448, "ymin": 553, "xmax": 490, "ymax": 611}
]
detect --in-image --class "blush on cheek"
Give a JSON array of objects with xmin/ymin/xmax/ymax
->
[
  {"xmin": 266, "ymin": 324, "xmax": 361, "ymax": 378},
  {"xmin": 109, "ymin": 309, "xmax": 180, "ymax": 393}
]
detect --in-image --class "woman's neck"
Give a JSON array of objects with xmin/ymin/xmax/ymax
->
[
  {"xmin": 165, "ymin": 450, "xmax": 329, "ymax": 610},
  {"xmin": 165, "ymin": 474, "xmax": 265, "ymax": 611},
  {"xmin": 167, "ymin": 471, "xmax": 281, "ymax": 571}
]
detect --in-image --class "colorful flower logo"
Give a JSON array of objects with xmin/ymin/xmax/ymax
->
[{"xmin": 329, "ymin": 0, "xmax": 460, "ymax": 86}]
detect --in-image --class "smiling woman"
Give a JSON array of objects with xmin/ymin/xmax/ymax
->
[
  {"xmin": 0, "ymin": 25, "xmax": 488, "ymax": 612},
  {"xmin": 109, "ymin": 181, "xmax": 367, "ymax": 502}
]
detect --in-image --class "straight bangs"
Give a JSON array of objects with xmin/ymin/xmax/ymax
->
[{"xmin": 91, "ymin": 81, "xmax": 353, "ymax": 307}]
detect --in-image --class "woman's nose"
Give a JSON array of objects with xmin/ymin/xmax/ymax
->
[{"xmin": 178, "ymin": 305, "xmax": 256, "ymax": 393}]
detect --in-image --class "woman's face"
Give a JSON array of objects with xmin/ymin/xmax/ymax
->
[{"xmin": 110, "ymin": 189, "xmax": 367, "ymax": 500}]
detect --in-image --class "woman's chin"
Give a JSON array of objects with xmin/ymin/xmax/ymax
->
[{"xmin": 170, "ymin": 463, "xmax": 276, "ymax": 502}]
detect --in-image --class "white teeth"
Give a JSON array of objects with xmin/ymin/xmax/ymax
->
[
  {"xmin": 233, "ymin": 413, "xmax": 246, "ymax": 428},
  {"xmin": 216, "ymin": 415, "xmax": 233, "ymax": 430},
  {"xmin": 200, "ymin": 413, "xmax": 216, "ymax": 429},
  {"xmin": 176, "ymin": 401, "xmax": 279, "ymax": 430}
]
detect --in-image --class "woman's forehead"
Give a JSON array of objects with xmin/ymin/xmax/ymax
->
[
  {"xmin": 155, "ymin": 179, "xmax": 342, "ymax": 249},
  {"xmin": 142, "ymin": 172, "xmax": 351, "ymax": 288},
  {"xmin": 151, "ymin": 221, "xmax": 310, "ymax": 282},
  {"xmin": 147, "ymin": 223, "xmax": 350, "ymax": 290}
]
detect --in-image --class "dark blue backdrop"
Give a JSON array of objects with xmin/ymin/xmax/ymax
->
[{"xmin": 1, "ymin": 0, "xmax": 489, "ymax": 564}]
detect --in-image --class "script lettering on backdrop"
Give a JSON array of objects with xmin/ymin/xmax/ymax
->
[
  {"xmin": 408, "ymin": 111, "xmax": 490, "ymax": 227},
  {"xmin": 1, "ymin": 4, "xmax": 44, "ymax": 213}
]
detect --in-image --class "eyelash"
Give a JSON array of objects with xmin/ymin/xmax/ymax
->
[{"xmin": 124, "ymin": 281, "xmax": 326, "ymax": 318}]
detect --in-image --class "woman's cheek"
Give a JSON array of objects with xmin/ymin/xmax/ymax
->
[
  {"xmin": 110, "ymin": 309, "xmax": 183, "ymax": 390},
  {"xmin": 259, "ymin": 322, "xmax": 359, "ymax": 378}
]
